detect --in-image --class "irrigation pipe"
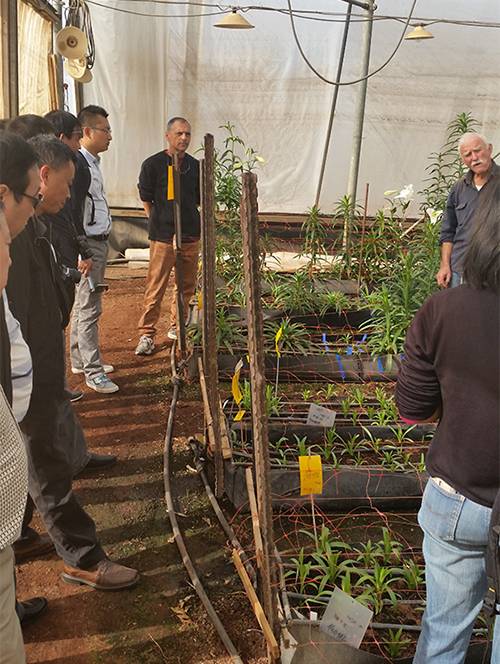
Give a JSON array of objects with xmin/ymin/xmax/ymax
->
[
  {"xmin": 188, "ymin": 437, "xmax": 257, "ymax": 584},
  {"xmin": 163, "ymin": 342, "xmax": 244, "ymax": 664}
]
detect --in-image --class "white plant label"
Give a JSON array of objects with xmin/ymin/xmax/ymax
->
[
  {"xmin": 319, "ymin": 587, "xmax": 373, "ymax": 649},
  {"xmin": 306, "ymin": 403, "xmax": 337, "ymax": 428}
]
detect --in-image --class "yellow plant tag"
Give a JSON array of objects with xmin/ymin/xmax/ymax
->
[
  {"xmin": 234, "ymin": 409, "xmax": 246, "ymax": 422},
  {"xmin": 275, "ymin": 325, "xmax": 283, "ymax": 357},
  {"xmin": 231, "ymin": 359, "xmax": 244, "ymax": 405},
  {"xmin": 299, "ymin": 455, "xmax": 323, "ymax": 496},
  {"xmin": 197, "ymin": 291, "xmax": 203, "ymax": 310},
  {"xmin": 167, "ymin": 164, "xmax": 174, "ymax": 200}
]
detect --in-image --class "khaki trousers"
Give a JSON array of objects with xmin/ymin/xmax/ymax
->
[
  {"xmin": 138, "ymin": 239, "xmax": 199, "ymax": 339},
  {"xmin": 0, "ymin": 547, "xmax": 25, "ymax": 664}
]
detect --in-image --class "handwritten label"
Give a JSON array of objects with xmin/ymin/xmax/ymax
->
[
  {"xmin": 299, "ymin": 455, "xmax": 323, "ymax": 496},
  {"xmin": 306, "ymin": 403, "xmax": 337, "ymax": 428},
  {"xmin": 231, "ymin": 359, "xmax": 244, "ymax": 405},
  {"xmin": 320, "ymin": 587, "xmax": 373, "ymax": 649}
]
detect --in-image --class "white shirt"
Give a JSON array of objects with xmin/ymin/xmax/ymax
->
[
  {"xmin": 2, "ymin": 291, "xmax": 32, "ymax": 423},
  {"xmin": 80, "ymin": 146, "xmax": 112, "ymax": 236}
]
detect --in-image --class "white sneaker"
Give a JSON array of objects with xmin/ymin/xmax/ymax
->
[
  {"xmin": 72, "ymin": 364, "xmax": 114, "ymax": 375},
  {"xmin": 86, "ymin": 373, "xmax": 119, "ymax": 394},
  {"xmin": 135, "ymin": 335, "xmax": 155, "ymax": 355},
  {"xmin": 167, "ymin": 327, "xmax": 177, "ymax": 341}
]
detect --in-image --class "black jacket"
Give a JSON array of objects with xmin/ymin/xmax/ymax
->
[
  {"xmin": 6, "ymin": 218, "xmax": 69, "ymax": 411},
  {"xmin": 138, "ymin": 151, "xmax": 200, "ymax": 242}
]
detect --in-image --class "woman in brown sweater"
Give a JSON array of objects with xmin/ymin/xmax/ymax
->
[{"xmin": 396, "ymin": 179, "xmax": 499, "ymax": 663}]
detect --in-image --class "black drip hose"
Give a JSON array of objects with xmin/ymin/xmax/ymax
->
[{"xmin": 163, "ymin": 342, "xmax": 244, "ymax": 664}]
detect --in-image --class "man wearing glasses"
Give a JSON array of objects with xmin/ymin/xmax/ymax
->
[{"xmin": 70, "ymin": 105, "xmax": 118, "ymax": 394}]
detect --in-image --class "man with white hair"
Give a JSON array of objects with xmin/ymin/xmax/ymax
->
[{"xmin": 436, "ymin": 132, "xmax": 499, "ymax": 288}]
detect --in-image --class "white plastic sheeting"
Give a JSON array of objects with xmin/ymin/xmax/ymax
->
[{"xmin": 83, "ymin": 0, "xmax": 500, "ymax": 214}]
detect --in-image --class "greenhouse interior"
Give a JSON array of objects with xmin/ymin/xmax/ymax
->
[{"xmin": 0, "ymin": 0, "xmax": 499, "ymax": 663}]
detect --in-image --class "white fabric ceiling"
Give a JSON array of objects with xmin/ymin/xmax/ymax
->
[{"xmin": 83, "ymin": 0, "xmax": 500, "ymax": 215}]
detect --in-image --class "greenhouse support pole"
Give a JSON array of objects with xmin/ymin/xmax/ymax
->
[
  {"xmin": 200, "ymin": 135, "xmax": 223, "ymax": 496},
  {"xmin": 240, "ymin": 172, "xmax": 279, "ymax": 662},
  {"xmin": 345, "ymin": 0, "xmax": 374, "ymax": 249},
  {"xmin": 314, "ymin": 3, "xmax": 352, "ymax": 209},
  {"xmin": 173, "ymin": 153, "xmax": 187, "ymax": 357}
]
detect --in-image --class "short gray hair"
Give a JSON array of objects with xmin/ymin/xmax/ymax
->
[
  {"xmin": 458, "ymin": 132, "xmax": 490, "ymax": 154},
  {"xmin": 167, "ymin": 116, "xmax": 190, "ymax": 131}
]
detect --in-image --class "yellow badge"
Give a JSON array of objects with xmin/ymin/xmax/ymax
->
[{"xmin": 167, "ymin": 164, "xmax": 174, "ymax": 200}]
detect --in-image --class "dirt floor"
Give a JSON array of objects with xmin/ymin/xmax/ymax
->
[{"xmin": 16, "ymin": 266, "xmax": 267, "ymax": 664}]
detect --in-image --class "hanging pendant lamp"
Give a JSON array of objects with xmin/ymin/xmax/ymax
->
[{"xmin": 214, "ymin": 9, "xmax": 254, "ymax": 29}]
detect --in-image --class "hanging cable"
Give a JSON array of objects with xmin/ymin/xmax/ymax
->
[
  {"xmin": 314, "ymin": 3, "xmax": 352, "ymax": 208},
  {"xmin": 286, "ymin": 0, "xmax": 418, "ymax": 86}
]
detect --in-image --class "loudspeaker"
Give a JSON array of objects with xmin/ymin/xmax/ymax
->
[{"xmin": 55, "ymin": 26, "xmax": 87, "ymax": 59}]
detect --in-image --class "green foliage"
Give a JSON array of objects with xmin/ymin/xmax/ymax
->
[
  {"xmin": 240, "ymin": 380, "xmax": 282, "ymax": 416},
  {"xmin": 188, "ymin": 308, "xmax": 246, "ymax": 353},
  {"xmin": 263, "ymin": 318, "xmax": 312, "ymax": 355},
  {"xmin": 301, "ymin": 205, "xmax": 330, "ymax": 275},
  {"xmin": 382, "ymin": 627, "xmax": 412, "ymax": 659}
]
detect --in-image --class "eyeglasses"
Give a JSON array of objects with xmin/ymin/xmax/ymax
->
[
  {"xmin": 87, "ymin": 126, "xmax": 112, "ymax": 135},
  {"xmin": 18, "ymin": 192, "xmax": 43, "ymax": 209}
]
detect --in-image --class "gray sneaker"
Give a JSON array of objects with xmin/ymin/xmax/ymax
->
[
  {"xmin": 167, "ymin": 327, "xmax": 177, "ymax": 341},
  {"xmin": 135, "ymin": 335, "xmax": 155, "ymax": 355},
  {"xmin": 86, "ymin": 373, "xmax": 119, "ymax": 394}
]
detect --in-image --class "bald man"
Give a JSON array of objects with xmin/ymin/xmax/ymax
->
[{"xmin": 437, "ymin": 132, "xmax": 499, "ymax": 288}]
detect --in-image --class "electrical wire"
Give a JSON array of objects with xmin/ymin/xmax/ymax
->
[
  {"xmin": 64, "ymin": 0, "xmax": 96, "ymax": 67},
  {"xmin": 86, "ymin": 0, "xmax": 224, "ymax": 17},
  {"xmin": 286, "ymin": 0, "xmax": 417, "ymax": 86},
  {"xmin": 80, "ymin": 1, "xmax": 500, "ymax": 29}
]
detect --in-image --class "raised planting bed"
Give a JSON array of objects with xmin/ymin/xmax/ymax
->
[
  {"xmin": 279, "ymin": 525, "xmax": 491, "ymax": 663},
  {"xmin": 188, "ymin": 349, "xmax": 400, "ymax": 382},
  {"xmin": 219, "ymin": 422, "xmax": 432, "ymax": 510}
]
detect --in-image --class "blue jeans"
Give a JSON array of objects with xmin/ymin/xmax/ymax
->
[
  {"xmin": 414, "ymin": 478, "xmax": 499, "ymax": 663},
  {"xmin": 450, "ymin": 271, "xmax": 462, "ymax": 288}
]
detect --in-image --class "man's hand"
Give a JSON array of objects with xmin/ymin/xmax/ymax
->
[
  {"xmin": 78, "ymin": 258, "xmax": 93, "ymax": 277},
  {"xmin": 436, "ymin": 265, "xmax": 451, "ymax": 288}
]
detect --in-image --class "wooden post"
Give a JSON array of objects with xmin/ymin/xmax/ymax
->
[
  {"xmin": 200, "ymin": 135, "xmax": 224, "ymax": 495},
  {"xmin": 240, "ymin": 172, "xmax": 279, "ymax": 661},
  {"xmin": 357, "ymin": 182, "xmax": 369, "ymax": 289},
  {"xmin": 173, "ymin": 153, "xmax": 187, "ymax": 357}
]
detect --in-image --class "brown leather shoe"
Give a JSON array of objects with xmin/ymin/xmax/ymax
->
[
  {"xmin": 14, "ymin": 533, "xmax": 55, "ymax": 563},
  {"xmin": 61, "ymin": 559, "xmax": 139, "ymax": 590}
]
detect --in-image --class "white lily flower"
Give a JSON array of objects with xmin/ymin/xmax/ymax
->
[
  {"xmin": 383, "ymin": 190, "xmax": 399, "ymax": 198},
  {"xmin": 394, "ymin": 184, "xmax": 414, "ymax": 203},
  {"xmin": 426, "ymin": 208, "xmax": 442, "ymax": 225},
  {"xmin": 255, "ymin": 155, "xmax": 266, "ymax": 163}
]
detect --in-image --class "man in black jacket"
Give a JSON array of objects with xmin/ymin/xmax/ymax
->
[
  {"xmin": 6, "ymin": 135, "xmax": 138, "ymax": 590},
  {"xmin": 135, "ymin": 117, "xmax": 200, "ymax": 355}
]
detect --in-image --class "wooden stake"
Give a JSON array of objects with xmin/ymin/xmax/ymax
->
[
  {"xmin": 232, "ymin": 549, "xmax": 280, "ymax": 660},
  {"xmin": 200, "ymin": 136, "xmax": 224, "ymax": 493},
  {"xmin": 245, "ymin": 468, "xmax": 264, "ymax": 570},
  {"xmin": 240, "ymin": 172, "xmax": 279, "ymax": 660}
]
